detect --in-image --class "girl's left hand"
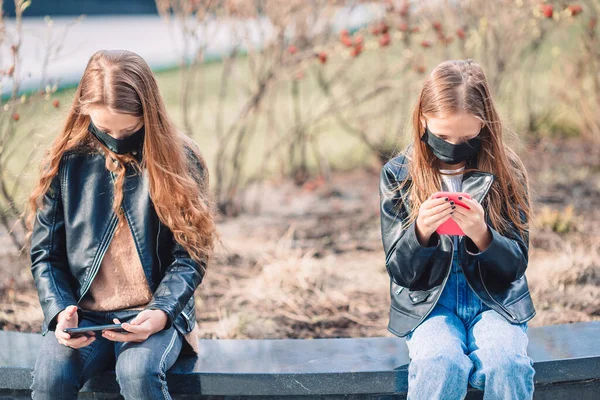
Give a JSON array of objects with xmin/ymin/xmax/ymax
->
[
  {"xmin": 102, "ymin": 309, "xmax": 168, "ymax": 343},
  {"xmin": 451, "ymin": 197, "xmax": 492, "ymax": 251}
]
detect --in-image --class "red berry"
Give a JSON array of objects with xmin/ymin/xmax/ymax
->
[
  {"xmin": 354, "ymin": 34, "xmax": 364, "ymax": 46},
  {"xmin": 371, "ymin": 25, "xmax": 381, "ymax": 36},
  {"xmin": 398, "ymin": 22, "xmax": 408, "ymax": 32},
  {"xmin": 456, "ymin": 28, "xmax": 466, "ymax": 40},
  {"xmin": 411, "ymin": 26, "xmax": 420, "ymax": 33},
  {"xmin": 414, "ymin": 65, "xmax": 426, "ymax": 74},
  {"xmin": 432, "ymin": 20, "xmax": 442, "ymax": 31},
  {"xmin": 302, "ymin": 181, "xmax": 314, "ymax": 191},
  {"xmin": 567, "ymin": 5, "xmax": 583, "ymax": 16},
  {"xmin": 12, "ymin": 112, "xmax": 19, "ymax": 121},
  {"xmin": 317, "ymin": 52, "xmax": 327, "ymax": 64},
  {"xmin": 341, "ymin": 35, "xmax": 354, "ymax": 47},
  {"xmin": 421, "ymin": 40, "xmax": 432, "ymax": 48},
  {"xmin": 340, "ymin": 30, "xmax": 352, "ymax": 47},
  {"xmin": 288, "ymin": 45, "xmax": 298, "ymax": 54},
  {"xmin": 53, "ymin": 99, "xmax": 60, "ymax": 108},
  {"xmin": 541, "ymin": 4, "xmax": 553, "ymax": 18},
  {"xmin": 379, "ymin": 33, "xmax": 391, "ymax": 47},
  {"xmin": 350, "ymin": 44, "xmax": 364, "ymax": 57}
]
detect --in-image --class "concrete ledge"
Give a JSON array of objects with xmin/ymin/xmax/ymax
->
[{"xmin": 1, "ymin": 321, "xmax": 599, "ymax": 399}]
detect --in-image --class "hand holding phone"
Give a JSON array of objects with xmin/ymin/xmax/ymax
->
[
  {"xmin": 432, "ymin": 191, "xmax": 471, "ymax": 236},
  {"xmin": 415, "ymin": 194, "xmax": 456, "ymax": 245},
  {"xmin": 64, "ymin": 324, "xmax": 127, "ymax": 338},
  {"xmin": 55, "ymin": 305, "xmax": 96, "ymax": 348}
]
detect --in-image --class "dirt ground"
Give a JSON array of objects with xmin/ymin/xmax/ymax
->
[{"xmin": 1, "ymin": 137, "xmax": 599, "ymax": 338}]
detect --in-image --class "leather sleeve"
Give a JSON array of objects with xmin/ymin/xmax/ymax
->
[
  {"xmin": 379, "ymin": 164, "xmax": 441, "ymax": 290},
  {"xmin": 465, "ymin": 206, "xmax": 529, "ymax": 283},
  {"xmin": 145, "ymin": 237, "xmax": 207, "ymax": 330},
  {"xmin": 30, "ymin": 164, "xmax": 80, "ymax": 331}
]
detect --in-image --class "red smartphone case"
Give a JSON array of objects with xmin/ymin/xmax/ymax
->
[{"xmin": 432, "ymin": 192, "xmax": 471, "ymax": 236}]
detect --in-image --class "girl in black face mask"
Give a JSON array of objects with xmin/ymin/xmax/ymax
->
[
  {"xmin": 420, "ymin": 120, "xmax": 482, "ymax": 166},
  {"xmin": 27, "ymin": 50, "xmax": 217, "ymax": 400},
  {"xmin": 87, "ymin": 119, "xmax": 145, "ymax": 156},
  {"xmin": 378, "ymin": 59, "xmax": 535, "ymax": 400}
]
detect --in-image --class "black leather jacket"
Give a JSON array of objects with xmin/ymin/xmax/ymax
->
[
  {"xmin": 379, "ymin": 154, "xmax": 536, "ymax": 337},
  {"xmin": 30, "ymin": 147, "xmax": 206, "ymax": 336}
]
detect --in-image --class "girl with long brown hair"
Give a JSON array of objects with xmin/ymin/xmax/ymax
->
[
  {"xmin": 379, "ymin": 59, "xmax": 535, "ymax": 399},
  {"xmin": 28, "ymin": 49, "xmax": 216, "ymax": 399}
]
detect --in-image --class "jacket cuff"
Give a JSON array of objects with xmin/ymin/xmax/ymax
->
[
  {"xmin": 144, "ymin": 303, "xmax": 176, "ymax": 330},
  {"xmin": 46, "ymin": 302, "xmax": 80, "ymax": 331},
  {"xmin": 406, "ymin": 220, "xmax": 440, "ymax": 252},
  {"xmin": 465, "ymin": 224, "xmax": 500, "ymax": 258}
]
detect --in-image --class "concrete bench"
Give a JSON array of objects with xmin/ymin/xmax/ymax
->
[{"xmin": 0, "ymin": 321, "xmax": 599, "ymax": 399}]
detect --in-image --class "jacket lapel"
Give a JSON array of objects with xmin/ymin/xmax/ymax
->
[{"xmin": 461, "ymin": 171, "xmax": 495, "ymax": 204}]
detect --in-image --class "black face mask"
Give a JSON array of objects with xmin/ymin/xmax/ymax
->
[
  {"xmin": 420, "ymin": 124, "xmax": 482, "ymax": 165},
  {"xmin": 88, "ymin": 120, "xmax": 145, "ymax": 155}
]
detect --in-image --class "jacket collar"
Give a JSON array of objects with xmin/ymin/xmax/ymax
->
[
  {"xmin": 460, "ymin": 152, "xmax": 495, "ymax": 203},
  {"xmin": 461, "ymin": 170, "xmax": 495, "ymax": 203}
]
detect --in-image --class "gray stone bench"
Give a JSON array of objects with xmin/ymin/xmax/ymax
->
[{"xmin": 1, "ymin": 321, "xmax": 599, "ymax": 399}]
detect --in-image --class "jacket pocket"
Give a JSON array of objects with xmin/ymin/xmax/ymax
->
[{"xmin": 408, "ymin": 289, "xmax": 431, "ymax": 304}]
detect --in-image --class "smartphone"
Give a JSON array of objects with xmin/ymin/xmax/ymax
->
[
  {"xmin": 432, "ymin": 191, "xmax": 472, "ymax": 236},
  {"xmin": 64, "ymin": 323, "xmax": 127, "ymax": 338}
]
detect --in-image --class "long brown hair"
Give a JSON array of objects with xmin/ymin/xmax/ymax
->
[
  {"xmin": 398, "ymin": 59, "xmax": 531, "ymax": 237},
  {"xmin": 26, "ymin": 50, "xmax": 216, "ymax": 266}
]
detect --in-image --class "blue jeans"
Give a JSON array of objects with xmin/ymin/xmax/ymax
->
[
  {"xmin": 31, "ymin": 308, "xmax": 183, "ymax": 400},
  {"xmin": 405, "ymin": 249, "xmax": 535, "ymax": 400}
]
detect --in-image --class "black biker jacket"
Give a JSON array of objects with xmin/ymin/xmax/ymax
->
[
  {"xmin": 379, "ymin": 153, "xmax": 536, "ymax": 337},
  {"xmin": 30, "ymin": 146, "xmax": 207, "ymax": 336}
]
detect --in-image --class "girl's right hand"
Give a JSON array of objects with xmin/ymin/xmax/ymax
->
[
  {"xmin": 415, "ymin": 194, "xmax": 455, "ymax": 246},
  {"xmin": 55, "ymin": 305, "xmax": 96, "ymax": 348}
]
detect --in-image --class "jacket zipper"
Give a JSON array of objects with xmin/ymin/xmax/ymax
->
[
  {"xmin": 182, "ymin": 309, "xmax": 193, "ymax": 323},
  {"xmin": 77, "ymin": 214, "xmax": 119, "ymax": 302},
  {"xmin": 156, "ymin": 222, "xmax": 162, "ymax": 272}
]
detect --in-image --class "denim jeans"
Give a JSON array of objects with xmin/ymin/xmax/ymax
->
[
  {"xmin": 31, "ymin": 308, "xmax": 183, "ymax": 400},
  {"xmin": 405, "ymin": 248, "xmax": 535, "ymax": 400}
]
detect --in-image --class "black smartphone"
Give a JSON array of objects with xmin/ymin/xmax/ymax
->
[{"xmin": 64, "ymin": 323, "xmax": 127, "ymax": 338}]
